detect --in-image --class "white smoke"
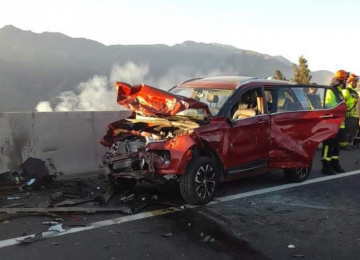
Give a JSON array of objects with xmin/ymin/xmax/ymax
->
[
  {"xmin": 36, "ymin": 63, "xmax": 150, "ymax": 112},
  {"xmin": 35, "ymin": 101, "xmax": 54, "ymax": 112},
  {"xmin": 35, "ymin": 62, "xmax": 237, "ymax": 112}
]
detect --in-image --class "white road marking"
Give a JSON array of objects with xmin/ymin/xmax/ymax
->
[
  {"xmin": 1, "ymin": 169, "xmax": 360, "ymax": 249},
  {"xmin": 216, "ymin": 169, "xmax": 360, "ymax": 202}
]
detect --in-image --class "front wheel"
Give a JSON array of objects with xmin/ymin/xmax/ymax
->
[
  {"xmin": 284, "ymin": 166, "xmax": 311, "ymax": 183},
  {"xmin": 180, "ymin": 156, "xmax": 219, "ymax": 205}
]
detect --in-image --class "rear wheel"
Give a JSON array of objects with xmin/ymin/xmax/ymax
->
[
  {"xmin": 284, "ymin": 166, "xmax": 311, "ymax": 183},
  {"xmin": 180, "ymin": 156, "xmax": 219, "ymax": 205}
]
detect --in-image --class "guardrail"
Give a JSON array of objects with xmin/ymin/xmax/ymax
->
[{"xmin": 0, "ymin": 111, "xmax": 132, "ymax": 176}]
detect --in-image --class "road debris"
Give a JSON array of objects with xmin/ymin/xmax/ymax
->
[
  {"xmin": 288, "ymin": 244, "xmax": 296, "ymax": 249},
  {"xmin": 203, "ymin": 235, "xmax": 216, "ymax": 243},
  {"xmin": 0, "ymin": 171, "xmax": 23, "ymax": 186},
  {"xmin": 51, "ymin": 242, "xmax": 61, "ymax": 246},
  {"xmin": 27, "ymin": 179, "xmax": 36, "ymax": 186},
  {"xmin": 161, "ymin": 233, "xmax": 173, "ymax": 237},
  {"xmin": 96, "ymin": 185, "xmax": 115, "ymax": 204},
  {"xmin": 120, "ymin": 193, "xmax": 134, "ymax": 202},
  {"xmin": 132, "ymin": 203, "xmax": 149, "ymax": 214},
  {"xmin": 16, "ymin": 233, "xmax": 43, "ymax": 243},
  {"xmin": 7, "ymin": 196, "xmax": 20, "ymax": 200},
  {"xmin": 50, "ymin": 192, "xmax": 64, "ymax": 202},
  {"xmin": 0, "ymin": 206, "xmax": 132, "ymax": 214},
  {"xmin": 51, "ymin": 198, "xmax": 94, "ymax": 207},
  {"xmin": 42, "ymin": 221, "xmax": 59, "ymax": 225},
  {"xmin": 21, "ymin": 157, "xmax": 47, "ymax": 179},
  {"xmin": 48, "ymin": 224, "xmax": 66, "ymax": 233}
]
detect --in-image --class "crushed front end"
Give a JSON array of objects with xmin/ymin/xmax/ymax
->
[
  {"xmin": 100, "ymin": 81, "xmax": 211, "ymax": 187},
  {"xmin": 100, "ymin": 115, "xmax": 204, "ymax": 185}
]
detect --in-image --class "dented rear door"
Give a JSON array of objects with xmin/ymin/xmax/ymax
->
[{"xmin": 269, "ymin": 85, "xmax": 347, "ymax": 169}]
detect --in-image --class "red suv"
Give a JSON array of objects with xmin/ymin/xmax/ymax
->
[{"xmin": 100, "ymin": 76, "xmax": 346, "ymax": 205}]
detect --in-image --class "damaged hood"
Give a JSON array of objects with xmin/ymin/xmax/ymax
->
[{"xmin": 115, "ymin": 82, "xmax": 211, "ymax": 117}]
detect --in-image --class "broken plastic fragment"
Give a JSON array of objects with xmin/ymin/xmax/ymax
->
[
  {"xmin": 48, "ymin": 224, "xmax": 66, "ymax": 233},
  {"xmin": 16, "ymin": 233, "xmax": 43, "ymax": 243},
  {"xmin": 162, "ymin": 233, "xmax": 173, "ymax": 237},
  {"xmin": 203, "ymin": 235, "xmax": 216, "ymax": 243},
  {"xmin": 42, "ymin": 222, "xmax": 59, "ymax": 226},
  {"xmin": 7, "ymin": 196, "xmax": 20, "ymax": 200},
  {"xmin": 27, "ymin": 178, "xmax": 36, "ymax": 186}
]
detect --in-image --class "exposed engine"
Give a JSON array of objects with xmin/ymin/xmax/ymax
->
[
  {"xmin": 101, "ymin": 115, "xmax": 202, "ymax": 182},
  {"xmin": 102, "ymin": 135, "xmax": 147, "ymax": 177}
]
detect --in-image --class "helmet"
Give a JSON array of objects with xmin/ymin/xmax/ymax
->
[
  {"xmin": 334, "ymin": 70, "xmax": 349, "ymax": 81},
  {"xmin": 347, "ymin": 73, "xmax": 359, "ymax": 83}
]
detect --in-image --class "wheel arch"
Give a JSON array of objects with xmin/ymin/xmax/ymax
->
[{"xmin": 190, "ymin": 141, "xmax": 225, "ymax": 182}]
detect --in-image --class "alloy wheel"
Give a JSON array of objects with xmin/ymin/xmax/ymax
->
[
  {"xmin": 194, "ymin": 164, "xmax": 216, "ymax": 199},
  {"xmin": 296, "ymin": 167, "xmax": 309, "ymax": 178}
]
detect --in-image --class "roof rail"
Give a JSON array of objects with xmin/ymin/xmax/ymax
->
[
  {"xmin": 177, "ymin": 77, "xmax": 203, "ymax": 86},
  {"xmin": 235, "ymin": 77, "xmax": 258, "ymax": 88}
]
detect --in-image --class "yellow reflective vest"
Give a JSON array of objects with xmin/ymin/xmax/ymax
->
[
  {"xmin": 343, "ymin": 85, "xmax": 359, "ymax": 118},
  {"xmin": 325, "ymin": 86, "xmax": 345, "ymax": 128}
]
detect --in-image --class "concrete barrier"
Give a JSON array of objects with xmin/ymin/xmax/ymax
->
[{"xmin": 0, "ymin": 111, "xmax": 132, "ymax": 175}]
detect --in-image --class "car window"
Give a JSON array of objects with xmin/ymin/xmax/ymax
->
[
  {"xmin": 265, "ymin": 89, "xmax": 274, "ymax": 112},
  {"xmin": 230, "ymin": 87, "xmax": 265, "ymax": 120},
  {"xmin": 275, "ymin": 86, "xmax": 340, "ymax": 113},
  {"xmin": 171, "ymin": 87, "xmax": 234, "ymax": 116}
]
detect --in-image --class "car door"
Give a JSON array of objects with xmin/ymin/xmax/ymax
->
[
  {"xmin": 269, "ymin": 85, "xmax": 347, "ymax": 169},
  {"xmin": 225, "ymin": 86, "xmax": 271, "ymax": 174}
]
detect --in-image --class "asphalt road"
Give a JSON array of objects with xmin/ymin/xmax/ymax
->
[{"xmin": 1, "ymin": 149, "xmax": 360, "ymax": 260}]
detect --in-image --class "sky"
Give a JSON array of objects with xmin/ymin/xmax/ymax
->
[{"xmin": 0, "ymin": 0, "xmax": 359, "ymax": 73}]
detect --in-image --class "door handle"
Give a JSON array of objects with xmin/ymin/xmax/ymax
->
[{"xmin": 320, "ymin": 114, "xmax": 333, "ymax": 118}]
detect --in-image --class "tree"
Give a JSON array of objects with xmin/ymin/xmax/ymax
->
[
  {"xmin": 291, "ymin": 55, "xmax": 312, "ymax": 84},
  {"xmin": 273, "ymin": 69, "xmax": 287, "ymax": 80}
]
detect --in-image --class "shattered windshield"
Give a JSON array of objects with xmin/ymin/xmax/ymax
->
[{"xmin": 170, "ymin": 87, "xmax": 235, "ymax": 116}]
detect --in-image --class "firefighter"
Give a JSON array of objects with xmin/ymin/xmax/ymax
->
[
  {"xmin": 353, "ymin": 75, "xmax": 360, "ymax": 148},
  {"xmin": 340, "ymin": 73, "xmax": 359, "ymax": 150},
  {"xmin": 322, "ymin": 70, "xmax": 348, "ymax": 174}
]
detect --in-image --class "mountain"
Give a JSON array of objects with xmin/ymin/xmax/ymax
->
[
  {"xmin": 310, "ymin": 70, "xmax": 333, "ymax": 85},
  {"xmin": 273, "ymin": 55, "xmax": 294, "ymax": 67},
  {"xmin": 0, "ymin": 25, "xmax": 333, "ymax": 112}
]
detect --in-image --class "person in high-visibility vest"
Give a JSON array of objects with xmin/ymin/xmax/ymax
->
[
  {"xmin": 340, "ymin": 73, "xmax": 359, "ymax": 150},
  {"xmin": 322, "ymin": 70, "xmax": 348, "ymax": 175},
  {"xmin": 353, "ymin": 76, "xmax": 360, "ymax": 148}
]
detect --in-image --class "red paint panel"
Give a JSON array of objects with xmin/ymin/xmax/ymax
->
[
  {"xmin": 114, "ymin": 82, "xmax": 210, "ymax": 117},
  {"xmin": 148, "ymin": 135, "xmax": 197, "ymax": 175},
  {"xmin": 269, "ymin": 103, "xmax": 347, "ymax": 169}
]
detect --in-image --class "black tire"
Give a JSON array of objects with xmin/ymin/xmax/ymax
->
[
  {"xmin": 284, "ymin": 166, "xmax": 311, "ymax": 183},
  {"xmin": 180, "ymin": 156, "xmax": 219, "ymax": 205}
]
